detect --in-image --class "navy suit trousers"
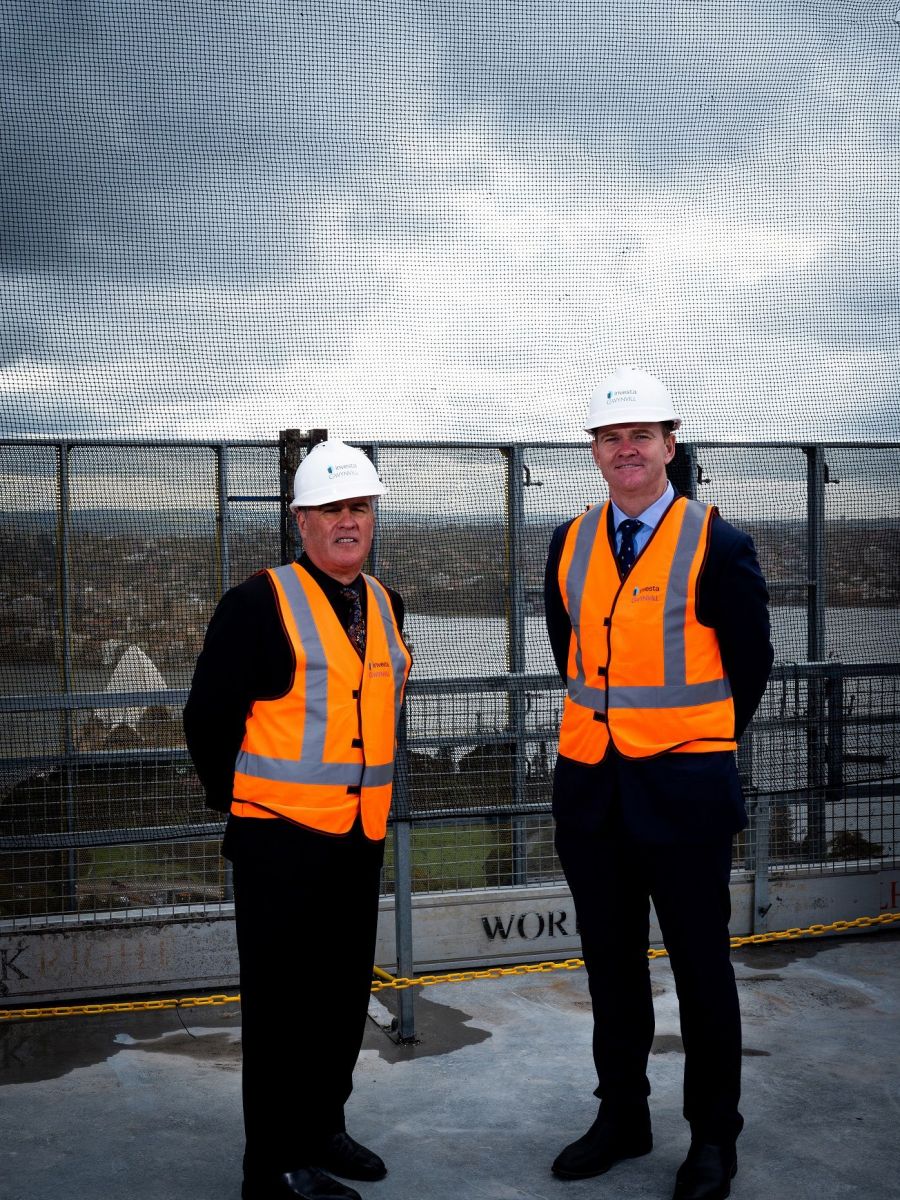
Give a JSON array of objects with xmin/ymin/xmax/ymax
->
[{"xmin": 555, "ymin": 817, "xmax": 744, "ymax": 1144}]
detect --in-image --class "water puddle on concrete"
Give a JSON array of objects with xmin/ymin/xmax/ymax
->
[
  {"xmin": 0, "ymin": 1005, "xmax": 241, "ymax": 1085},
  {"xmin": 113, "ymin": 1027, "xmax": 242, "ymax": 1068},
  {"xmin": 733, "ymin": 940, "xmax": 830, "ymax": 970},
  {"xmin": 366, "ymin": 991, "xmax": 491, "ymax": 1062},
  {"xmin": 650, "ymin": 1033, "xmax": 769, "ymax": 1057}
]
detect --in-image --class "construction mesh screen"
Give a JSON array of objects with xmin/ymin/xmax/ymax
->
[
  {"xmin": 1, "ymin": 438, "xmax": 897, "ymax": 919},
  {"xmin": 3, "ymin": 1, "xmax": 899, "ymax": 443},
  {"xmin": 2, "ymin": 1, "xmax": 899, "ymax": 919}
]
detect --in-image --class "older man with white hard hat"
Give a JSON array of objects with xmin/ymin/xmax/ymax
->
[
  {"xmin": 185, "ymin": 440, "xmax": 411, "ymax": 1200},
  {"xmin": 544, "ymin": 368, "xmax": 772, "ymax": 1200}
]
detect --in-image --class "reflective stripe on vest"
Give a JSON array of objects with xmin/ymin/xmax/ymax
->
[
  {"xmin": 559, "ymin": 496, "xmax": 735, "ymax": 760},
  {"xmin": 369, "ymin": 573, "xmax": 409, "ymax": 757}
]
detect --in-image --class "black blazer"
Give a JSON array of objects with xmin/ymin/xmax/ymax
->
[{"xmin": 544, "ymin": 502, "xmax": 773, "ymax": 844}]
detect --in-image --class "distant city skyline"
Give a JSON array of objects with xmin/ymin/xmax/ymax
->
[{"xmin": 2, "ymin": 439, "xmax": 899, "ymax": 522}]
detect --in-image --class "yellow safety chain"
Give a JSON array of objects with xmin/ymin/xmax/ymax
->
[
  {"xmin": 0, "ymin": 993, "xmax": 241, "ymax": 1022},
  {"xmin": 371, "ymin": 910, "xmax": 900, "ymax": 990},
  {"xmin": 1, "ymin": 911, "xmax": 897, "ymax": 1021}
]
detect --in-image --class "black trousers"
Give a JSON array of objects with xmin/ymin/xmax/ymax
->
[
  {"xmin": 226, "ymin": 814, "xmax": 385, "ymax": 1174},
  {"xmin": 554, "ymin": 821, "xmax": 743, "ymax": 1145}
]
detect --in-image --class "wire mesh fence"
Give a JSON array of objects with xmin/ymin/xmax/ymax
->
[{"xmin": 1, "ymin": 437, "xmax": 897, "ymax": 927}]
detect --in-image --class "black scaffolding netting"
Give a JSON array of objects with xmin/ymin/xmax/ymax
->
[{"xmin": 1, "ymin": 2, "xmax": 898, "ymax": 916}]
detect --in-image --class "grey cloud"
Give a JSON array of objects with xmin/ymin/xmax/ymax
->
[
  {"xmin": 0, "ymin": 309, "xmax": 45, "ymax": 367},
  {"xmin": 0, "ymin": 395, "xmax": 124, "ymax": 440},
  {"xmin": 796, "ymin": 272, "xmax": 900, "ymax": 352},
  {"xmin": 1, "ymin": 268, "xmax": 379, "ymax": 375},
  {"xmin": 5, "ymin": 0, "xmax": 858, "ymax": 285},
  {"xmin": 4, "ymin": 0, "xmax": 896, "ymax": 283},
  {"xmin": 3, "ymin": 0, "xmax": 900, "ymax": 445},
  {"xmin": 2, "ymin": 0, "xmax": 417, "ymax": 280},
  {"xmin": 432, "ymin": 1, "xmax": 817, "ymax": 171},
  {"xmin": 744, "ymin": 228, "xmax": 900, "ymax": 355}
]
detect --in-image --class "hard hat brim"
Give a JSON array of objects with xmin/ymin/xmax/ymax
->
[
  {"xmin": 289, "ymin": 483, "xmax": 386, "ymax": 511},
  {"xmin": 585, "ymin": 412, "xmax": 681, "ymax": 433}
]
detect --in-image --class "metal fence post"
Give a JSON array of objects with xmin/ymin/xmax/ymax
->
[
  {"xmin": 668, "ymin": 441, "xmax": 697, "ymax": 500},
  {"xmin": 57, "ymin": 442, "xmax": 77, "ymax": 912},
  {"xmin": 391, "ymin": 712, "xmax": 416, "ymax": 1041},
  {"xmin": 279, "ymin": 430, "xmax": 304, "ymax": 565},
  {"xmin": 738, "ymin": 730, "xmax": 771, "ymax": 933},
  {"xmin": 804, "ymin": 446, "xmax": 826, "ymax": 663},
  {"xmin": 365, "ymin": 439, "xmax": 415, "ymax": 1034},
  {"xmin": 215, "ymin": 443, "xmax": 231, "ymax": 596},
  {"xmin": 825, "ymin": 667, "xmax": 844, "ymax": 794},
  {"xmin": 367, "ymin": 442, "xmax": 381, "ymax": 574},
  {"xmin": 505, "ymin": 447, "xmax": 528, "ymax": 885},
  {"xmin": 804, "ymin": 447, "xmax": 828, "ymax": 860},
  {"xmin": 214, "ymin": 442, "xmax": 235, "ymax": 903},
  {"xmin": 749, "ymin": 790, "xmax": 771, "ymax": 934},
  {"xmin": 278, "ymin": 428, "xmax": 327, "ymax": 564}
]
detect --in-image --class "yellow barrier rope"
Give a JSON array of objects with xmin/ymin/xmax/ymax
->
[
  {"xmin": 0, "ymin": 993, "xmax": 241, "ymax": 1022},
  {"xmin": 1, "ymin": 911, "xmax": 897, "ymax": 1021},
  {"xmin": 370, "ymin": 910, "xmax": 900, "ymax": 991}
]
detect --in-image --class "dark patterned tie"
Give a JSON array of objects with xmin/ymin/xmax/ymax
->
[
  {"xmin": 339, "ymin": 586, "xmax": 366, "ymax": 659},
  {"xmin": 616, "ymin": 519, "xmax": 643, "ymax": 579}
]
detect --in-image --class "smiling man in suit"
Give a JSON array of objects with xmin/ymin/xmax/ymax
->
[{"xmin": 544, "ymin": 367, "xmax": 773, "ymax": 1200}]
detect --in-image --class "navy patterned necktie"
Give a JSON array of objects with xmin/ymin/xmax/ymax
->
[
  {"xmin": 616, "ymin": 518, "xmax": 643, "ymax": 579},
  {"xmin": 339, "ymin": 586, "xmax": 366, "ymax": 659}
]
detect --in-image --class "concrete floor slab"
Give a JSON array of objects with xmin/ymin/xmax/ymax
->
[{"xmin": 1, "ymin": 931, "xmax": 897, "ymax": 1200}]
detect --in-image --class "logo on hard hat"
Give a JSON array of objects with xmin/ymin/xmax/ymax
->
[{"xmin": 327, "ymin": 462, "xmax": 359, "ymax": 479}]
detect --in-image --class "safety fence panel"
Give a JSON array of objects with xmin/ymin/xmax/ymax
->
[{"xmin": 1, "ymin": 439, "xmax": 898, "ymax": 928}]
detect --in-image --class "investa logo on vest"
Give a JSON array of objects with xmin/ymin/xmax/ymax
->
[{"xmin": 631, "ymin": 584, "xmax": 660, "ymax": 602}]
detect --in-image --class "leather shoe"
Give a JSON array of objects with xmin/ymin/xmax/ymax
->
[
  {"xmin": 313, "ymin": 1131, "xmax": 388, "ymax": 1182},
  {"xmin": 241, "ymin": 1166, "xmax": 361, "ymax": 1200},
  {"xmin": 552, "ymin": 1109, "xmax": 652, "ymax": 1179},
  {"xmin": 672, "ymin": 1142, "xmax": 738, "ymax": 1200}
]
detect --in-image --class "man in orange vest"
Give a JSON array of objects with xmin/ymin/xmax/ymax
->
[
  {"xmin": 544, "ymin": 369, "xmax": 773, "ymax": 1200},
  {"xmin": 185, "ymin": 440, "xmax": 411, "ymax": 1200}
]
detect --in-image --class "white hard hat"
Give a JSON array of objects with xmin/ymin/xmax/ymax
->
[
  {"xmin": 584, "ymin": 366, "xmax": 681, "ymax": 432},
  {"xmin": 290, "ymin": 439, "xmax": 387, "ymax": 509}
]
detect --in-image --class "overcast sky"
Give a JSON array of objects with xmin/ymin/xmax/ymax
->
[{"xmin": 2, "ymin": 0, "xmax": 899, "ymax": 444}]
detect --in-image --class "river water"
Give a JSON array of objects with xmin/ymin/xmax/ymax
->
[
  {"xmin": 1, "ymin": 606, "xmax": 897, "ymax": 774},
  {"xmin": 405, "ymin": 606, "xmax": 900, "ymax": 678}
]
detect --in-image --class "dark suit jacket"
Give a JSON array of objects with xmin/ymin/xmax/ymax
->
[{"xmin": 545, "ymin": 501, "xmax": 773, "ymax": 844}]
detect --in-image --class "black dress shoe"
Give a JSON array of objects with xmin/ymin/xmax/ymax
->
[
  {"xmin": 241, "ymin": 1166, "xmax": 361, "ymax": 1200},
  {"xmin": 313, "ymin": 1131, "xmax": 388, "ymax": 1182},
  {"xmin": 672, "ymin": 1142, "xmax": 738, "ymax": 1200},
  {"xmin": 551, "ymin": 1109, "xmax": 653, "ymax": 1179}
]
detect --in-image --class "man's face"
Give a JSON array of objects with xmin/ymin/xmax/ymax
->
[
  {"xmin": 590, "ymin": 422, "xmax": 676, "ymax": 512},
  {"xmin": 295, "ymin": 496, "xmax": 375, "ymax": 583}
]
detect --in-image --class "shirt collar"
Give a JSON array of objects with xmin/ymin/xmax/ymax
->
[
  {"xmin": 610, "ymin": 480, "xmax": 675, "ymax": 532},
  {"xmin": 298, "ymin": 552, "xmax": 362, "ymax": 598}
]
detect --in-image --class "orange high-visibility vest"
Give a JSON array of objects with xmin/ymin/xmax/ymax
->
[
  {"xmin": 231, "ymin": 564, "xmax": 412, "ymax": 839},
  {"xmin": 557, "ymin": 497, "xmax": 736, "ymax": 763}
]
